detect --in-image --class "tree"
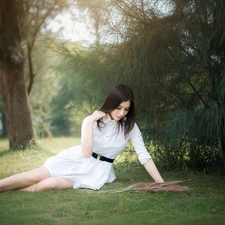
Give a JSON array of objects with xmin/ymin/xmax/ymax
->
[
  {"xmin": 0, "ymin": 0, "xmax": 34, "ymax": 148},
  {"xmin": 164, "ymin": 0, "xmax": 225, "ymax": 170},
  {"xmin": 0, "ymin": 0, "xmax": 69, "ymax": 149},
  {"xmin": 54, "ymin": 0, "xmax": 225, "ymax": 170},
  {"xmin": 23, "ymin": 0, "xmax": 68, "ymax": 94}
]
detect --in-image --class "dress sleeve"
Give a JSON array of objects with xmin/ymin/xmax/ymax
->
[{"xmin": 129, "ymin": 123, "xmax": 152, "ymax": 165}]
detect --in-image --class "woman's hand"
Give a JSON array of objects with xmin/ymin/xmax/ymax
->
[{"xmin": 88, "ymin": 111, "xmax": 106, "ymax": 122}]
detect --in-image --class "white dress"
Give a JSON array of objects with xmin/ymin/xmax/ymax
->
[{"xmin": 43, "ymin": 114, "xmax": 151, "ymax": 190}]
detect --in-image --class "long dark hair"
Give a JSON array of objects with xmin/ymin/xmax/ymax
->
[{"xmin": 97, "ymin": 84, "xmax": 135, "ymax": 137}]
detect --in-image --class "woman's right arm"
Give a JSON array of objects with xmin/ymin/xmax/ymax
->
[{"xmin": 81, "ymin": 111, "xmax": 105, "ymax": 158}]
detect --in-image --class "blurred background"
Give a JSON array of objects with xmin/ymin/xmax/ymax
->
[{"xmin": 0, "ymin": 0, "xmax": 225, "ymax": 172}]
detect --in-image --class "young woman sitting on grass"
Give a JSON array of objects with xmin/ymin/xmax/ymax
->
[{"xmin": 0, "ymin": 84, "xmax": 164, "ymax": 192}]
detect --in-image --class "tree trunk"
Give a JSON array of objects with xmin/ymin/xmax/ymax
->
[
  {"xmin": 42, "ymin": 122, "xmax": 53, "ymax": 139},
  {"xmin": 219, "ymin": 116, "xmax": 225, "ymax": 169},
  {"xmin": 0, "ymin": 63, "xmax": 34, "ymax": 149},
  {"xmin": 27, "ymin": 43, "xmax": 35, "ymax": 95}
]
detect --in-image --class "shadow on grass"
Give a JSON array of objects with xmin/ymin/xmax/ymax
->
[{"xmin": 0, "ymin": 148, "xmax": 13, "ymax": 157}]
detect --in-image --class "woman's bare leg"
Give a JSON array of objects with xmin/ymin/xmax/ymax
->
[
  {"xmin": 19, "ymin": 177, "xmax": 74, "ymax": 192},
  {"xmin": 0, "ymin": 166, "xmax": 50, "ymax": 192}
]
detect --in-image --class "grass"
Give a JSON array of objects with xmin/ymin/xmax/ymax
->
[{"xmin": 0, "ymin": 137, "xmax": 225, "ymax": 225}]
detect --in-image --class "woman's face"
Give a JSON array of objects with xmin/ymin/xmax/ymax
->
[{"xmin": 110, "ymin": 100, "xmax": 131, "ymax": 121}]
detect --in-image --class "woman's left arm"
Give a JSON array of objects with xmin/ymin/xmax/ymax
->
[
  {"xmin": 143, "ymin": 159, "xmax": 164, "ymax": 183},
  {"xmin": 130, "ymin": 124, "xmax": 164, "ymax": 183}
]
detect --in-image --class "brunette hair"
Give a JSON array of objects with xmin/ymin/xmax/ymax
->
[{"xmin": 97, "ymin": 84, "xmax": 135, "ymax": 136}]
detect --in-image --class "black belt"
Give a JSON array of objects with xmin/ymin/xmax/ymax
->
[{"xmin": 92, "ymin": 152, "xmax": 114, "ymax": 163}]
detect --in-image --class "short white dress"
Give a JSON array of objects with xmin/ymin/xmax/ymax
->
[{"xmin": 43, "ymin": 114, "xmax": 151, "ymax": 190}]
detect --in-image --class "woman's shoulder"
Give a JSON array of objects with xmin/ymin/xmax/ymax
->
[
  {"xmin": 129, "ymin": 123, "xmax": 140, "ymax": 134},
  {"xmin": 131, "ymin": 122, "xmax": 139, "ymax": 128},
  {"xmin": 81, "ymin": 115, "xmax": 96, "ymax": 129}
]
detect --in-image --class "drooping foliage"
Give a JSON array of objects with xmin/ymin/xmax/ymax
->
[{"xmin": 53, "ymin": 0, "xmax": 225, "ymax": 171}]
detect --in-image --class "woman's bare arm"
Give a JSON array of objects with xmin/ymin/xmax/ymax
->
[
  {"xmin": 81, "ymin": 111, "xmax": 105, "ymax": 158},
  {"xmin": 144, "ymin": 159, "xmax": 164, "ymax": 183}
]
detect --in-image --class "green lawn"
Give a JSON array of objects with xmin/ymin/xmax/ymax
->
[{"xmin": 0, "ymin": 137, "xmax": 225, "ymax": 225}]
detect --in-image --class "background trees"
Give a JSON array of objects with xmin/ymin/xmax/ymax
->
[
  {"xmin": 0, "ymin": 0, "xmax": 224, "ymax": 171},
  {"xmin": 54, "ymin": 0, "xmax": 225, "ymax": 171},
  {"xmin": 0, "ymin": 0, "xmax": 69, "ymax": 148}
]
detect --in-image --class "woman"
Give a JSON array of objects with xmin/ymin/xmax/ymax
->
[{"xmin": 0, "ymin": 84, "xmax": 164, "ymax": 192}]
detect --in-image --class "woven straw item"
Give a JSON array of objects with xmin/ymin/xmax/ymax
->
[{"xmin": 128, "ymin": 181, "xmax": 190, "ymax": 193}]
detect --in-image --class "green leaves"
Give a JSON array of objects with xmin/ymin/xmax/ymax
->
[{"xmin": 52, "ymin": 0, "xmax": 225, "ymax": 171}]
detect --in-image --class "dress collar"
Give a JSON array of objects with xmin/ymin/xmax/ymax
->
[{"xmin": 102, "ymin": 113, "xmax": 118, "ymax": 126}]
